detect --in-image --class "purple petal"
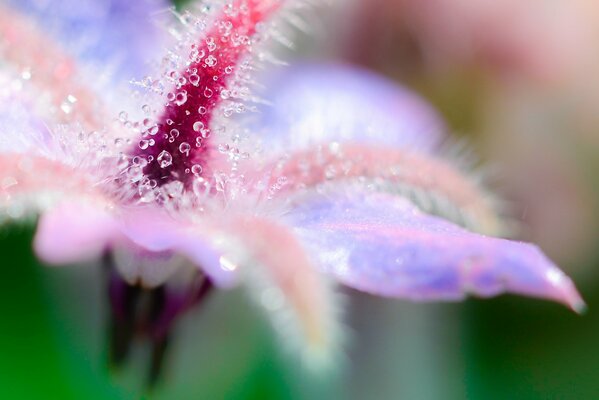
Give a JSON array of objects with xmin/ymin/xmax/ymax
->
[
  {"xmin": 284, "ymin": 191, "xmax": 584, "ymax": 311},
  {"xmin": 254, "ymin": 63, "xmax": 445, "ymax": 153},
  {"xmin": 0, "ymin": 93, "xmax": 53, "ymax": 154},
  {"xmin": 6, "ymin": 0, "xmax": 168, "ymax": 78}
]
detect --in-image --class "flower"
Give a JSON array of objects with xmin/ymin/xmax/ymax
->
[{"xmin": 0, "ymin": 0, "xmax": 584, "ymax": 378}]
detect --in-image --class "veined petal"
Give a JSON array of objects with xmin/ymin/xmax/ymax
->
[
  {"xmin": 283, "ymin": 191, "xmax": 584, "ymax": 312},
  {"xmin": 265, "ymin": 143, "xmax": 502, "ymax": 235},
  {"xmin": 254, "ymin": 63, "xmax": 445, "ymax": 154}
]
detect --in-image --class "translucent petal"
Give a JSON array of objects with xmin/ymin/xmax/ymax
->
[
  {"xmin": 284, "ymin": 191, "xmax": 584, "ymax": 312},
  {"xmin": 254, "ymin": 63, "xmax": 445, "ymax": 153}
]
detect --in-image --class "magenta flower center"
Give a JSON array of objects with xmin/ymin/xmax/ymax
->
[{"xmin": 130, "ymin": 0, "xmax": 279, "ymax": 188}]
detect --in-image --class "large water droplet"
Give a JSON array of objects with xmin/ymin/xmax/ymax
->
[
  {"xmin": 175, "ymin": 91, "xmax": 188, "ymax": 106},
  {"xmin": 139, "ymin": 139, "xmax": 150, "ymax": 150}
]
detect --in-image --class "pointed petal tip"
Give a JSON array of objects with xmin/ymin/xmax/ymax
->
[{"xmin": 561, "ymin": 282, "xmax": 586, "ymax": 314}]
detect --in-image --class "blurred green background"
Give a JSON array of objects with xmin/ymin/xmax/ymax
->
[{"xmin": 3, "ymin": 0, "xmax": 599, "ymax": 399}]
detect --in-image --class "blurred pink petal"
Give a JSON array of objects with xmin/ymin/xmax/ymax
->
[{"xmin": 34, "ymin": 200, "xmax": 119, "ymax": 265}]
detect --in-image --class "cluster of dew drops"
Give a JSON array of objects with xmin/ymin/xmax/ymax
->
[{"xmin": 112, "ymin": 6, "xmax": 264, "ymax": 208}]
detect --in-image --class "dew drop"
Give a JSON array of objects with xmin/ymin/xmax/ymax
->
[
  {"xmin": 203, "ymin": 88, "xmax": 213, "ymax": 98},
  {"xmin": 191, "ymin": 164, "xmax": 203, "ymax": 176},
  {"xmin": 148, "ymin": 125, "xmax": 159, "ymax": 135},
  {"xmin": 139, "ymin": 139, "xmax": 150, "ymax": 150},
  {"xmin": 198, "ymin": 106, "xmax": 207, "ymax": 114},
  {"xmin": 200, "ymin": 128, "xmax": 211, "ymax": 139},
  {"xmin": 193, "ymin": 121, "xmax": 205, "ymax": 132},
  {"xmin": 179, "ymin": 142, "xmax": 191, "ymax": 156},
  {"xmin": 157, "ymin": 151, "xmax": 173, "ymax": 168},
  {"xmin": 175, "ymin": 91, "xmax": 188, "ymax": 106},
  {"xmin": 189, "ymin": 74, "xmax": 200, "ymax": 86},
  {"xmin": 205, "ymin": 55, "xmax": 217, "ymax": 67}
]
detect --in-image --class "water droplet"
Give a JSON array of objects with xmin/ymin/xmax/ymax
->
[
  {"xmin": 205, "ymin": 55, "xmax": 217, "ymax": 67},
  {"xmin": 206, "ymin": 37, "xmax": 217, "ymax": 52},
  {"xmin": 200, "ymin": 128, "xmax": 211, "ymax": 139},
  {"xmin": 198, "ymin": 106, "xmax": 207, "ymax": 114},
  {"xmin": 191, "ymin": 164, "xmax": 203, "ymax": 176},
  {"xmin": 157, "ymin": 151, "xmax": 173, "ymax": 168},
  {"xmin": 218, "ymin": 144, "xmax": 230, "ymax": 153},
  {"xmin": 169, "ymin": 129, "xmax": 180, "ymax": 143},
  {"xmin": 189, "ymin": 74, "xmax": 200, "ymax": 86},
  {"xmin": 193, "ymin": 121, "xmax": 204, "ymax": 132},
  {"xmin": 204, "ymin": 88, "xmax": 213, "ymax": 98},
  {"xmin": 224, "ymin": 66, "xmax": 233, "ymax": 74},
  {"xmin": 142, "ymin": 104, "xmax": 151, "ymax": 114},
  {"xmin": 139, "ymin": 139, "xmax": 150, "ymax": 150},
  {"xmin": 175, "ymin": 91, "xmax": 188, "ymax": 106},
  {"xmin": 179, "ymin": 142, "xmax": 191, "ymax": 156},
  {"xmin": 220, "ymin": 89, "xmax": 230, "ymax": 100}
]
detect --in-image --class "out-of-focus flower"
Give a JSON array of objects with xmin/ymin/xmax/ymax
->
[
  {"xmin": 0, "ymin": 0, "xmax": 584, "ymax": 382},
  {"xmin": 343, "ymin": 0, "xmax": 599, "ymax": 270}
]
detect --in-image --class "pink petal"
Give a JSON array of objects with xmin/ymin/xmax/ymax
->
[
  {"xmin": 34, "ymin": 201, "xmax": 235, "ymax": 288},
  {"xmin": 34, "ymin": 200, "xmax": 119, "ymax": 264},
  {"xmin": 264, "ymin": 143, "xmax": 502, "ymax": 235},
  {"xmin": 220, "ymin": 215, "xmax": 340, "ymax": 367},
  {"xmin": 0, "ymin": 4, "xmax": 109, "ymax": 129},
  {"xmin": 284, "ymin": 191, "xmax": 584, "ymax": 312},
  {"xmin": 0, "ymin": 154, "xmax": 100, "ymax": 213}
]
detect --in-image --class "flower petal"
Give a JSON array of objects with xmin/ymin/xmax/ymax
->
[
  {"xmin": 254, "ymin": 63, "xmax": 445, "ymax": 153},
  {"xmin": 4, "ymin": 0, "xmax": 168, "ymax": 78},
  {"xmin": 284, "ymin": 191, "xmax": 584, "ymax": 312},
  {"xmin": 218, "ymin": 215, "xmax": 340, "ymax": 368},
  {"xmin": 35, "ymin": 201, "xmax": 340, "ymax": 365},
  {"xmin": 0, "ymin": 153, "xmax": 104, "ymax": 219},
  {"xmin": 34, "ymin": 200, "xmax": 119, "ymax": 264},
  {"xmin": 264, "ymin": 143, "xmax": 502, "ymax": 235}
]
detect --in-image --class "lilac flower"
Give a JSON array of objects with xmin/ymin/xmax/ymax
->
[{"xmin": 0, "ymin": 0, "xmax": 584, "ymax": 376}]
